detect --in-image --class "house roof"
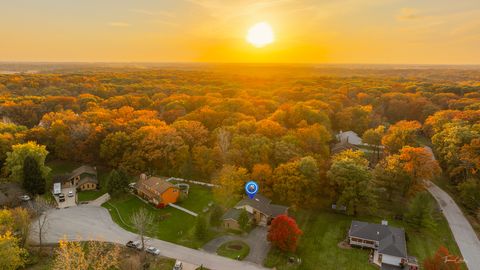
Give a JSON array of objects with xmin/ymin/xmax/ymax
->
[
  {"xmin": 222, "ymin": 208, "xmax": 243, "ymax": 221},
  {"xmin": 349, "ymin": 221, "xmax": 407, "ymax": 258},
  {"xmin": 235, "ymin": 194, "xmax": 288, "ymax": 218},
  {"xmin": 137, "ymin": 176, "xmax": 176, "ymax": 199},
  {"xmin": 336, "ymin": 131, "xmax": 363, "ymax": 145},
  {"xmin": 77, "ymin": 176, "xmax": 98, "ymax": 186},
  {"xmin": 53, "ymin": 174, "xmax": 71, "ymax": 184},
  {"xmin": 71, "ymin": 165, "xmax": 97, "ymax": 177}
]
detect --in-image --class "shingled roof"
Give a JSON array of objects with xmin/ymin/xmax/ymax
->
[
  {"xmin": 349, "ymin": 220, "xmax": 407, "ymax": 258},
  {"xmin": 235, "ymin": 194, "xmax": 288, "ymax": 218},
  {"xmin": 137, "ymin": 176, "xmax": 176, "ymax": 199}
]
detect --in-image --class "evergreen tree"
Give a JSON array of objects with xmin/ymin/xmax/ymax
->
[
  {"xmin": 209, "ymin": 205, "xmax": 223, "ymax": 227},
  {"xmin": 238, "ymin": 209, "xmax": 250, "ymax": 231},
  {"xmin": 23, "ymin": 156, "xmax": 46, "ymax": 195},
  {"xmin": 194, "ymin": 215, "xmax": 208, "ymax": 240},
  {"xmin": 106, "ymin": 169, "xmax": 129, "ymax": 197},
  {"xmin": 405, "ymin": 192, "xmax": 436, "ymax": 229}
]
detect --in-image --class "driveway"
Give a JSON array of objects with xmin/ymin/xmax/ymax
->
[
  {"xmin": 29, "ymin": 205, "xmax": 269, "ymax": 270},
  {"xmin": 427, "ymin": 181, "xmax": 480, "ymax": 270},
  {"xmin": 202, "ymin": 227, "xmax": 271, "ymax": 264},
  {"xmin": 53, "ymin": 187, "xmax": 77, "ymax": 208}
]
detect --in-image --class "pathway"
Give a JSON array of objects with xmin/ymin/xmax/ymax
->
[
  {"xmin": 427, "ymin": 181, "xmax": 480, "ymax": 270},
  {"xmin": 29, "ymin": 205, "xmax": 269, "ymax": 270}
]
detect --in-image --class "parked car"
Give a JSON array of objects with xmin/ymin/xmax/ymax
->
[
  {"xmin": 59, "ymin": 193, "xmax": 65, "ymax": 202},
  {"xmin": 19, "ymin": 195, "xmax": 31, "ymax": 201},
  {"xmin": 146, "ymin": 246, "xmax": 160, "ymax": 255},
  {"xmin": 126, "ymin": 241, "xmax": 137, "ymax": 249},
  {"xmin": 173, "ymin": 261, "xmax": 183, "ymax": 270},
  {"xmin": 68, "ymin": 191, "xmax": 74, "ymax": 197}
]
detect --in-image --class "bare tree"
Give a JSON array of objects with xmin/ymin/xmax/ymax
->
[
  {"xmin": 130, "ymin": 208, "xmax": 154, "ymax": 251},
  {"xmin": 217, "ymin": 127, "xmax": 231, "ymax": 163},
  {"xmin": 31, "ymin": 196, "xmax": 53, "ymax": 247}
]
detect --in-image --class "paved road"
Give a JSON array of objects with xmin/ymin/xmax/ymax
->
[
  {"xmin": 203, "ymin": 227, "xmax": 270, "ymax": 264},
  {"xmin": 29, "ymin": 205, "xmax": 269, "ymax": 270},
  {"xmin": 427, "ymin": 181, "xmax": 480, "ymax": 270}
]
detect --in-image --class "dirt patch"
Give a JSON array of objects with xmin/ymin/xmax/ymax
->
[
  {"xmin": 337, "ymin": 240, "xmax": 352, "ymax": 249},
  {"xmin": 227, "ymin": 244, "xmax": 243, "ymax": 251}
]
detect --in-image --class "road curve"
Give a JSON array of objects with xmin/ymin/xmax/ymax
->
[
  {"xmin": 427, "ymin": 181, "xmax": 480, "ymax": 270},
  {"xmin": 29, "ymin": 205, "xmax": 269, "ymax": 270}
]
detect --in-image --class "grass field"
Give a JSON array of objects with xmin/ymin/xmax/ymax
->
[
  {"xmin": 77, "ymin": 190, "xmax": 103, "ymax": 201},
  {"xmin": 103, "ymin": 182, "xmax": 218, "ymax": 249},
  {"xmin": 265, "ymin": 193, "xmax": 463, "ymax": 270},
  {"xmin": 217, "ymin": 240, "xmax": 250, "ymax": 260}
]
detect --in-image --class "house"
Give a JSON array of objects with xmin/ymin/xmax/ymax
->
[
  {"xmin": 136, "ymin": 174, "xmax": 180, "ymax": 208},
  {"xmin": 222, "ymin": 194, "xmax": 288, "ymax": 229},
  {"xmin": 331, "ymin": 140, "xmax": 360, "ymax": 155},
  {"xmin": 348, "ymin": 220, "xmax": 419, "ymax": 270},
  {"xmin": 53, "ymin": 165, "xmax": 98, "ymax": 191},
  {"xmin": 222, "ymin": 208, "xmax": 253, "ymax": 230},
  {"xmin": 337, "ymin": 130, "xmax": 364, "ymax": 146}
]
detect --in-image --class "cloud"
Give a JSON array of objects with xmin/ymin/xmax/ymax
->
[
  {"xmin": 108, "ymin": 22, "xmax": 130, "ymax": 27},
  {"xmin": 397, "ymin": 8, "xmax": 423, "ymax": 21},
  {"xmin": 130, "ymin": 9, "xmax": 175, "ymax": 18}
]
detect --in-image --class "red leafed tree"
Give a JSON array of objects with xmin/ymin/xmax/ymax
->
[
  {"xmin": 423, "ymin": 246, "xmax": 462, "ymax": 270},
  {"xmin": 267, "ymin": 215, "xmax": 302, "ymax": 252}
]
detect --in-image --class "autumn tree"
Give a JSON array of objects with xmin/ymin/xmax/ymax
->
[
  {"xmin": 423, "ymin": 246, "xmax": 462, "ymax": 270},
  {"xmin": 212, "ymin": 165, "xmax": 249, "ymax": 206},
  {"xmin": 251, "ymin": 163, "xmax": 274, "ymax": 197},
  {"xmin": 362, "ymin": 125, "xmax": 385, "ymax": 162},
  {"xmin": 267, "ymin": 215, "xmax": 302, "ymax": 253},
  {"xmin": 0, "ymin": 231, "xmax": 27, "ymax": 270},
  {"xmin": 100, "ymin": 131, "xmax": 131, "ymax": 168},
  {"xmin": 457, "ymin": 178, "xmax": 480, "ymax": 212},
  {"xmin": 4, "ymin": 141, "xmax": 50, "ymax": 182},
  {"xmin": 53, "ymin": 238, "xmax": 121, "ymax": 270},
  {"xmin": 273, "ymin": 156, "xmax": 322, "ymax": 208},
  {"xmin": 53, "ymin": 239, "xmax": 88, "ymax": 270},
  {"xmin": 327, "ymin": 150, "xmax": 375, "ymax": 216},
  {"xmin": 398, "ymin": 146, "xmax": 441, "ymax": 195},
  {"xmin": 381, "ymin": 120, "xmax": 421, "ymax": 154}
]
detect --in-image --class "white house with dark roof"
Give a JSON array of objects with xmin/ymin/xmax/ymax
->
[{"xmin": 348, "ymin": 220, "xmax": 419, "ymax": 270}]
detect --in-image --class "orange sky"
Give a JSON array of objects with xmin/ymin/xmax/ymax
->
[{"xmin": 1, "ymin": 0, "xmax": 480, "ymax": 64}]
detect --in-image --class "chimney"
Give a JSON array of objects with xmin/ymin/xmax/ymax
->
[
  {"xmin": 381, "ymin": 220, "xmax": 388, "ymax": 226},
  {"xmin": 140, "ymin": 173, "xmax": 147, "ymax": 181}
]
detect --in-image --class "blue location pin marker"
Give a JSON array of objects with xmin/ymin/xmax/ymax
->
[{"xmin": 245, "ymin": 181, "xmax": 258, "ymax": 199}]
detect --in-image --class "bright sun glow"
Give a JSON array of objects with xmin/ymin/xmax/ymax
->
[{"xmin": 246, "ymin": 22, "xmax": 274, "ymax": 48}]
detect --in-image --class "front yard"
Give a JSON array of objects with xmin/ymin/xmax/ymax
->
[
  {"xmin": 103, "ymin": 182, "xmax": 218, "ymax": 249},
  {"xmin": 265, "ymin": 193, "xmax": 463, "ymax": 270},
  {"xmin": 217, "ymin": 240, "xmax": 250, "ymax": 260}
]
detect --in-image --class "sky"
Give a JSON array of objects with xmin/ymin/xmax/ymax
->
[{"xmin": 1, "ymin": 0, "xmax": 480, "ymax": 64}]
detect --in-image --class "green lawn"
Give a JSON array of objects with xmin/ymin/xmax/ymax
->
[
  {"xmin": 77, "ymin": 190, "xmax": 104, "ymax": 202},
  {"xmin": 103, "ymin": 183, "xmax": 218, "ymax": 249},
  {"xmin": 265, "ymin": 194, "xmax": 463, "ymax": 270},
  {"xmin": 217, "ymin": 240, "xmax": 250, "ymax": 260}
]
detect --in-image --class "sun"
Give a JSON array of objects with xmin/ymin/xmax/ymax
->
[{"xmin": 246, "ymin": 22, "xmax": 274, "ymax": 48}]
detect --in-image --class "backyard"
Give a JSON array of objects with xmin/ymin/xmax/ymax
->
[
  {"xmin": 265, "ymin": 193, "xmax": 463, "ymax": 270},
  {"xmin": 103, "ymin": 181, "xmax": 218, "ymax": 249}
]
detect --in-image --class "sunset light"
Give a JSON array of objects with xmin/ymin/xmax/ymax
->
[{"xmin": 246, "ymin": 22, "xmax": 274, "ymax": 48}]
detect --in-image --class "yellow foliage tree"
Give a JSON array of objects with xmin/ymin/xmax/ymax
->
[{"xmin": 0, "ymin": 231, "xmax": 27, "ymax": 270}]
